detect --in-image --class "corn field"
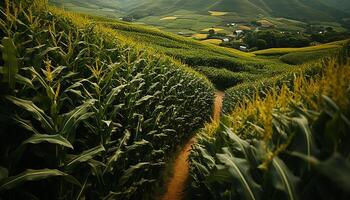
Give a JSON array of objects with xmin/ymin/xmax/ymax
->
[
  {"xmin": 187, "ymin": 60, "xmax": 350, "ymax": 200},
  {"xmin": 0, "ymin": 1, "xmax": 214, "ymax": 199},
  {"xmin": 222, "ymin": 41, "xmax": 349, "ymax": 115}
]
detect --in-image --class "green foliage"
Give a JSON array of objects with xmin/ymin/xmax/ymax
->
[
  {"xmin": 0, "ymin": 1, "xmax": 214, "ymax": 199},
  {"xmin": 280, "ymin": 48, "xmax": 340, "ymax": 65},
  {"xmin": 244, "ymin": 30, "xmax": 311, "ymax": 50},
  {"xmin": 223, "ymin": 41, "xmax": 349, "ymax": 114},
  {"xmin": 222, "ymin": 61, "xmax": 323, "ymax": 114},
  {"xmin": 188, "ymin": 63, "xmax": 350, "ymax": 200},
  {"xmin": 195, "ymin": 66, "xmax": 244, "ymax": 90},
  {"xmin": 252, "ymin": 40, "xmax": 348, "ymax": 56},
  {"xmin": 52, "ymin": 0, "xmax": 350, "ymax": 22},
  {"xmin": 0, "ymin": 169, "xmax": 80, "ymax": 191},
  {"xmin": 99, "ymin": 19, "xmax": 260, "ymax": 71}
]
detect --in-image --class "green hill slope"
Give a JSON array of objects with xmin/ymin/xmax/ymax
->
[
  {"xmin": 47, "ymin": 5, "xmax": 347, "ymax": 90},
  {"xmin": 1, "ymin": 1, "xmax": 348, "ymax": 200},
  {"xmin": 320, "ymin": 0, "xmax": 350, "ymax": 14},
  {"xmin": 65, "ymin": 0, "xmax": 350, "ymax": 21}
]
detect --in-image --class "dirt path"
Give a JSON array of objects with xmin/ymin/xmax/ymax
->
[{"xmin": 161, "ymin": 91, "xmax": 224, "ymax": 200}]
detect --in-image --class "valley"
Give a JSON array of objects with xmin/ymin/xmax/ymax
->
[
  {"xmin": 50, "ymin": 0, "xmax": 350, "ymax": 53},
  {"xmin": 0, "ymin": 1, "xmax": 349, "ymax": 200}
]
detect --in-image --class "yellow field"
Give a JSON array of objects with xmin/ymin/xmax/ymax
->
[
  {"xmin": 201, "ymin": 39, "xmax": 222, "ymax": 45},
  {"xmin": 209, "ymin": 11, "xmax": 228, "ymax": 16},
  {"xmin": 192, "ymin": 33, "xmax": 208, "ymax": 39},
  {"xmin": 201, "ymin": 28, "xmax": 224, "ymax": 32},
  {"xmin": 253, "ymin": 44, "xmax": 341, "ymax": 55},
  {"xmin": 160, "ymin": 16, "xmax": 177, "ymax": 20},
  {"xmin": 238, "ymin": 25, "xmax": 252, "ymax": 31},
  {"xmin": 257, "ymin": 19, "xmax": 274, "ymax": 27}
]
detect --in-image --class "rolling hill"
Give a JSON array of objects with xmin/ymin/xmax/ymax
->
[
  {"xmin": 46, "ymin": 2, "xmax": 349, "ymax": 89},
  {"xmin": 320, "ymin": 0, "xmax": 350, "ymax": 14},
  {"xmin": 2, "ymin": 1, "xmax": 349, "ymax": 200},
  {"xmin": 56, "ymin": 0, "xmax": 350, "ymax": 22}
]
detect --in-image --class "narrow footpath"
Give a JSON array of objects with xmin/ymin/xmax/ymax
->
[{"xmin": 161, "ymin": 91, "xmax": 224, "ymax": 200}]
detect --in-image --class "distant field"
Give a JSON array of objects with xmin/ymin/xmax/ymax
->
[
  {"xmin": 50, "ymin": 0, "xmax": 350, "ymax": 41},
  {"xmin": 192, "ymin": 33, "xmax": 208, "ymax": 39},
  {"xmin": 48, "ymin": 6, "xmax": 348, "ymax": 91},
  {"xmin": 139, "ymin": 10, "xmax": 223, "ymax": 33},
  {"xmin": 209, "ymin": 11, "xmax": 228, "ymax": 16},
  {"xmin": 238, "ymin": 25, "xmax": 251, "ymax": 30},
  {"xmin": 257, "ymin": 19, "xmax": 274, "ymax": 27},
  {"xmin": 201, "ymin": 28, "xmax": 224, "ymax": 32},
  {"xmin": 49, "ymin": 0, "xmax": 123, "ymax": 18},
  {"xmin": 253, "ymin": 40, "xmax": 349, "ymax": 65},
  {"xmin": 160, "ymin": 16, "xmax": 177, "ymax": 20},
  {"xmin": 201, "ymin": 39, "xmax": 222, "ymax": 45},
  {"xmin": 253, "ymin": 44, "xmax": 343, "ymax": 56}
]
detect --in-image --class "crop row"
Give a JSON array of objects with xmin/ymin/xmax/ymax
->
[
  {"xmin": 222, "ymin": 42, "xmax": 349, "ymax": 114},
  {"xmin": 0, "ymin": 1, "xmax": 214, "ymax": 199},
  {"xmin": 187, "ymin": 60, "xmax": 350, "ymax": 200}
]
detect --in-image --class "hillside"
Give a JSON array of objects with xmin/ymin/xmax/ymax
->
[
  {"xmin": 1, "ymin": 1, "xmax": 349, "ymax": 200},
  {"xmin": 52, "ymin": 0, "xmax": 350, "ymax": 22},
  {"xmin": 320, "ymin": 0, "xmax": 350, "ymax": 14},
  {"xmin": 77, "ymin": 14, "xmax": 349, "ymax": 90}
]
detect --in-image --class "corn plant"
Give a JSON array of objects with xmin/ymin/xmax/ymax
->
[
  {"xmin": 222, "ymin": 42, "xmax": 350, "ymax": 114},
  {"xmin": 188, "ymin": 62, "xmax": 350, "ymax": 200},
  {"xmin": 0, "ymin": 1, "xmax": 214, "ymax": 199}
]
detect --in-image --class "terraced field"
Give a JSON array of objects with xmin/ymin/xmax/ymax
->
[
  {"xmin": 49, "ymin": 7, "xmax": 350, "ymax": 92},
  {"xmin": 1, "ymin": 1, "xmax": 349, "ymax": 200}
]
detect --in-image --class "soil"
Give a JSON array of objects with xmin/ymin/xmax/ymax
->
[{"xmin": 161, "ymin": 91, "xmax": 224, "ymax": 200}]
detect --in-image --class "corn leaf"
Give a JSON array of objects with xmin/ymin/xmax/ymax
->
[
  {"xmin": 119, "ymin": 162, "xmax": 150, "ymax": 186},
  {"xmin": 67, "ymin": 144, "xmax": 105, "ymax": 167},
  {"xmin": 135, "ymin": 95, "xmax": 153, "ymax": 106},
  {"xmin": 60, "ymin": 99, "xmax": 95, "ymax": 137},
  {"xmin": 270, "ymin": 157, "xmax": 299, "ymax": 200},
  {"xmin": 104, "ymin": 129, "xmax": 131, "ymax": 174},
  {"xmin": 15, "ymin": 74, "xmax": 33, "ymax": 88},
  {"xmin": 6, "ymin": 96, "xmax": 54, "ymax": 132},
  {"xmin": 217, "ymin": 150, "xmax": 262, "ymax": 200},
  {"xmin": 104, "ymin": 84, "xmax": 127, "ymax": 106},
  {"xmin": 22, "ymin": 134, "xmax": 74, "ymax": 149},
  {"xmin": 0, "ymin": 169, "xmax": 80, "ymax": 191},
  {"xmin": 290, "ymin": 114, "xmax": 317, "ymax": 169}
]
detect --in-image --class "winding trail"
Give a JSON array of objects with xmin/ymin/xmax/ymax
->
[{"xmin": 161, "ymin": 91, "xmax": 224, "ymax": 200}]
